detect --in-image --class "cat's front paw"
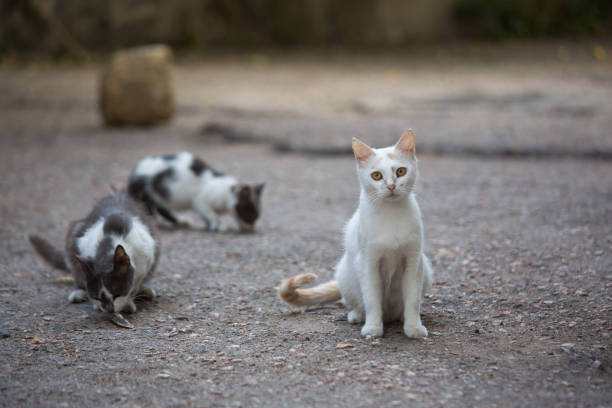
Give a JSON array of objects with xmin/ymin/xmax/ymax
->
[
  {"xmin": 361, "ymin": 323, "xmax": 384, "ymax": 338},
  {"xmin": 347, "ymin": 310, "xmax": 364, "ymax": 324},
  {"xmin": 403, "ymin": 322, "xmax": 428, "ymax": 338},
  {"xmin": 68, "ymin": 289, "xmax": 87, "ymax": 303},
  {"xmin": 207, "ymin": 221, "xmax": 221, "ymax": 232},
  {"xmin": 122, "ymin": 300, "xmax": 137, "ymax": 314}
]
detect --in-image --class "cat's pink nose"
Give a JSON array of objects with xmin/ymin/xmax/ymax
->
[{"xmin": 387, "ymin": 184, "xmax": 396, "ymax": 191}]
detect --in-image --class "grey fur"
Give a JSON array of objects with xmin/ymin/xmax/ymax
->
[{"xmin": 31, "ymin": 191, "xmax": 160, "ymax": 314}]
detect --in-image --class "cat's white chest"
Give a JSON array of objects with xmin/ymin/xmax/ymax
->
[
  {"xmin": 366, "ymin": 207, "xmax": 421, "ymax": 251},
  {"xmin": 117, "ymin": 218, "xmax": 156, "ymax": 288}
]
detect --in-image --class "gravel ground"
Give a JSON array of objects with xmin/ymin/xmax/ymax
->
[{"xmin": 1, "ymin": 47, "xmax": 611, "ymax": 407}]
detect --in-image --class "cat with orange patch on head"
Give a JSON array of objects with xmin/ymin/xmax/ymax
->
[{"xmin": 279, "ymin": 131, "xmax": 433, "ymax": 338}]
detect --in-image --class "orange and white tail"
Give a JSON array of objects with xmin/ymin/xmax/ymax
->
[{"xmin": 278, "ymin": 273, "xmax": 341, "ymax": 307}]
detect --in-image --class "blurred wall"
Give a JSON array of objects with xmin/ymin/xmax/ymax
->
[{"xmin": 1, "ymin": 0, "xmax": 610, "ymax": 57}]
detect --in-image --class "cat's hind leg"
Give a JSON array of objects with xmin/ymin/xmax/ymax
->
[
  {"xmin": 421, "ymin": 254, "xmax": 433, "ymax": 298},
  {"xmin": 335, "ymin": 255, "xmax": 364, "ymax": 325},
  {"xmin": 68, "ymin": 289, "xmax": 87, "ymax": 303},
  {"xmin": 136, "ymin": 286, "xmax": 157, "ymax": 300}
]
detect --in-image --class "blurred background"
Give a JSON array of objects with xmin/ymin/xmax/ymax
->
[{"xmin": 1, "ymin": 0, "xmax": 611, "ymax": 56}]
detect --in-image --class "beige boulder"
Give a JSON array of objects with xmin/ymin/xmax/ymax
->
[{"xmin": 100, "ymin": 44, "xmax": 175, "ymax": 126}]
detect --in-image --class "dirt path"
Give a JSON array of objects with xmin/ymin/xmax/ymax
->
[{"xmin": 1, "ymin": 50, "xmax": 611, "ymax": 407}]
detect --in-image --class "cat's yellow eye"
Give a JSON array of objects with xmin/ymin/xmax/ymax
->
[
  {"xmin": 396, "ymin": 167, "xmax": 407, "ymax": 177},
  {"xmin": 371, "ymin": 171, "xmax": 383, "ymax": 181}
]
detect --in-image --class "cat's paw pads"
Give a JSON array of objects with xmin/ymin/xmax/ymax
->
[
  {"xmin": 68, "ymin": 289, "xmax": 87, "ymax": 303},
  {"xmin": 138, "ymin": 286, "xmax": 157, "ymax": 300},
  {"xmin": 347, "ymin": 310, "xmax": 364, "ymax": 324},
  {"xmin": 403, "ymin": 322, "xmax": 428, "ymax": 338},
  {"xmin": 122, "ymin": 300, "xmax": 137, "ymax": 314},
  {"xmin": 361, "ymin": 323, "xmax": 384, "ymax": 338}
]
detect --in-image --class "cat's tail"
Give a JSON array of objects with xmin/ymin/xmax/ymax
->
[
  {"xmin": 278, "ymin": 273, "xmax": 341, "ymax": 307},
  {"xmin": 29, "ymin": 235, "xmax": 68, "ymax": 271},
  {"xmin": 135, "ymin": 183, "xmax": 180, "ymax": 225}
]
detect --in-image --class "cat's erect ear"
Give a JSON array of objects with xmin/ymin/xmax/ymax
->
[
  {"xmin": 352, "ymin": 137, "xmax": 375, "ymax": 165},
  {"xmin": 395, "ymin": 130, "xmax": 416, "ymax": 158},
  {"xmin": 254, "ymin": 182, "xmax": 265, "ymax": 196},
  {"xmin": 113, "ymin": 245, "xmax": 131, "ymax": 271}
]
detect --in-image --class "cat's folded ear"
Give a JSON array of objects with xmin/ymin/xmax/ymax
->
[
  {"xmin": 352, "ymin": 137, "xmax": 375, "ymax": 165},
  {"xmin": 113, "ymin": 245, "xmax": 131, "ymax": 270},
  {"xmin": 395, "ymin": 130, "xmax": 416, "ymax": 158},
  {"xmin": 254, "ymin": 182, "xmax": 265, "ymax": 196}
]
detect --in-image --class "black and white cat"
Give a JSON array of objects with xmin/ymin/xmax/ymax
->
[
  {"xmin": 128, "ymin": 151, "xmax": 264, "ymax": 232},
  {"xmin": 30, "ymin": 191, "xmax": 159, "ymax": 314}
]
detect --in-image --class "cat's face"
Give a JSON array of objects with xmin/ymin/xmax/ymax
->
[
  {"xmin": 232, "ymin": 183, "xmax": 265, "ymax": 232},
  {"xmin": 77, "ymin": 245, "xmax": 134, "ymax": 313},
  {"xmin": 353, "ymin": 131, "xmax": 417, "ymax": 202}
]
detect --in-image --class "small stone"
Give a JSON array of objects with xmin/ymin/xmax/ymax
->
[
  {"xmin": 561, "ymin": 343, "xmax": 576, "ymax": 350},
  {"xmin": 100, "ymin": 44, "xmax": 175, "ymax": 126},
  {"xmin": 336, "ymin": 343, "xmax": 354, "ymax": 349},
  {"xmin": 437, "ymin": 248, "xmax": 455, "ymax": 258},
  {"xmin": 592, "ymin": 360, "xmax": 601, "ymax": 369}
]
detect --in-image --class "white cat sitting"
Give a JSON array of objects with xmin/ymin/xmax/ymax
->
[{"xmin": 279, "ymin": 131, "xmax": 433, "ymax": 338}]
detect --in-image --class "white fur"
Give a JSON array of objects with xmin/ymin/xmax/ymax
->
[
  {"xmin": 112, "ymin": 218, "xmax": 156, "ymax": 311},
  {"xmin": 76, "ymin": 219, "xmax": 105, "ymax": 259},
  {"xmin": 133, "ymin": 152, "xmax": 243, "ymax": 231},
  {"xmin": 335, "ymin": 138, "xmax": 433, "ymax": 338},
  {"xmin": 192, "ymin": 174, "xmax": 238, "ymax": 231},
  {"xmin": 133, "ymin": 155, "xmax": 172, "ymax": 177}
]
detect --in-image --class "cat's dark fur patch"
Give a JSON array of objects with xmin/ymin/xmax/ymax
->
[
  {"xmin": 189, "ymin": 157, "xmax": 208, "ymax": 175},
  {"xmin": 94, "ymin": 237, "xmax": 115, "ymax": 271},
  {"xmin": 234, "ymin": 186, "xmax": 259, "ymax": 224},
  {"xmin": 162, "ymin": 153, "xmax": 176, "ymax": 160},
  {"xmin": 128, "ymin": 176, "xmax": 146, "ymax": 198},
  {"xmin": 103, "ymin": 213, "xmax": 132, "ymax": 236},
  {"xmin": 152, "ymin": 168, "xmax": 173, "ymax": 200},
  {"xmin": 99, "ymin": 290, "xmax": 114, "ymax": 312},
  {"xmin": 190, "ymin": 156, "xmax": 224, "ymax": 177}
]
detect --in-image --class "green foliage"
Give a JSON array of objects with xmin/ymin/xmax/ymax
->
[{"xmin": 453, "ymin": 0, "xmax": 612, "ymax": 38}]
